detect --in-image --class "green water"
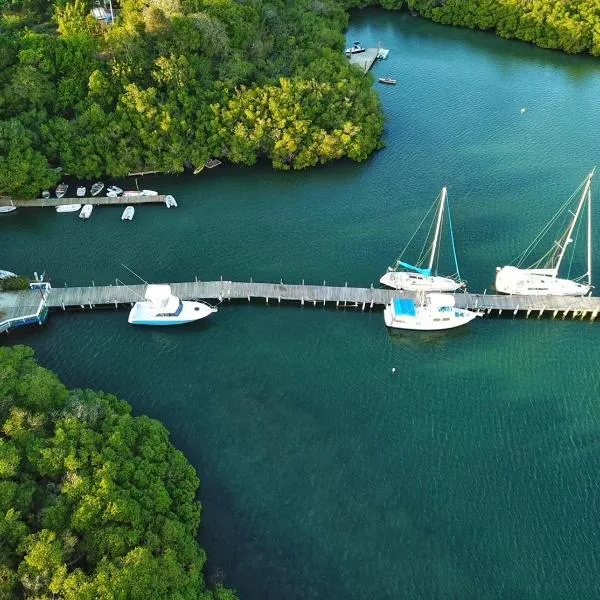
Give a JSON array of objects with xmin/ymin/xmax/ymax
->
[{"xmin": 3, "ymin": 9, "xmax": 600, "ymax": 598}]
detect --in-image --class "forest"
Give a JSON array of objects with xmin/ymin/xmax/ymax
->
[
  {"xmin": 1, "ymin": 0, "xmax": 600, "ymax": 198},
  {"xmin": 0, "ymin": 345, "xmax": 237, "ymax": 599}
]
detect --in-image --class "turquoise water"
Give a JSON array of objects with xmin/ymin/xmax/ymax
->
[{"xmin": 3, "ymin": 9, "xmax": 600, "ymax": 598}]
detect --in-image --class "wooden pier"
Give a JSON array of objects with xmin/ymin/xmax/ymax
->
[
  {"xmin": 347, "ymin": 48, "xmax": 379, "ymax": 73},
  {"xmin": 8, "ymin": 195, "xmax": 168, "ymax": 208}
]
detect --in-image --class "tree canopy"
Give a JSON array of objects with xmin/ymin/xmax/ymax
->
[{"xmin": 0, "ymin": 345, "xmax": 236, "ymax": 600}]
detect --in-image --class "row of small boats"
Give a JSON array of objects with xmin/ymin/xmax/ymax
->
[
  {"xmin": 381, "ymin": 169, "xmax": 596, "ymax": 331},
  {"xmin": 56, "ymin": 195, "xmax": 177, "ymax": 220}
]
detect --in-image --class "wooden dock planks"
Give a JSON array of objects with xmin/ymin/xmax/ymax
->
[{"xmin": 11, "ymin": 195, "xmax": 167, "ymax": 207}]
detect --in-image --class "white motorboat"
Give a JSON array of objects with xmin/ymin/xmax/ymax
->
[
  {"xmin": 345, "ymin": 41, "xmax": 365, "ymax": 54},
  {"xmin": 56, "ymin": 183, "xmax": 68, "ymax": 198},
  {"xmin": 128, "ymin": 284, "xmax": 217, "ymax": 326},
  {"xmin": 107, "ymin": 190, "xmax": 119, "ymax": 198},
  {"xmin": 0, "ymin": 199, "xmax": 16, "ymax": 213},
  {"xmin": 164, "ymin": 195, "xmax": 177, "ymax": 208},
  {"xmin": 140, "ymin": 189, "xmax": 158, "ymax": 196},
  {"xmin": 121, "ymin": 206, "xmax": 135, "ymax": 220},
  {"xmin": 0, "ymin": 269, "xmax": 17, "ymax": 279},
  {"xmin": 107, "ymin": 185, "xmax": 123, "ymax": 195},
  {"xmin": 123, "ymin": 190, "xmax": 141, "ymax": 197},
  {"xmin": 79, "ymin": 204, "xmax": 93, "ymax": 219},
  {"xmin": 384, "ymin": 294, "xmax": 480, "ymax": 331},
  {"xmin": 76, "ymin": 186, "xmax": 86, "ymax": 197},
  {"xmin": 90, "ymin": 182, "xmax": 104, "ymax": 196},
  {"xmin": 496, "ymin": 168, "xmax": 594, "ymax": 296},
  {"xmin": 56, "ymin": 204, "xmax": 81, "ymax": 213},
  {"xmin": 380, "ymin": 187, "xmax": 465, "ymax": 292},
  {"xmin": 42, "ymin": 190, "xmax": 50, "ymax": 199}
]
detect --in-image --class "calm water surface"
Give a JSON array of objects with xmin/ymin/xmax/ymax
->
[{"xmin": 3, "ymin": 9, "xmax": 600, "ymax": 599}]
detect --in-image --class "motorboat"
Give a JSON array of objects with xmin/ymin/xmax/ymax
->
[
  {"xmin": 123, "ymin": 190, "xmax": 141, "ymax": 196},
  {"xmin": 495, "ymin": 168, "xmax": 594, "ymax": 296},
  {"xmin": 0, "ymin": 199, "xmax": 16, "ymax": 213},
  {"xmin": 56, "ymin": 204, "xmax": 81, "ymax": 213},
  {"xmin": 380, "ymin": 187, "xmax": 465, "ymax": 292},
  {"xmin": 107, "ymin": 185, "xmax": 123, "ymax": 195},
  {"xmin": 384, "ymin": 294, "xmax": 480, "ymax": 331},
  {"xmin": 76, "ymin": 186, "xmax": 86, "ymax": 197},
  {"xmin": 378, "ymin": 77, "xmax": 396, "ymax": 85},
  {"xmin": 140, "ymin": 189, "xmax": 158, "ymax": 196},
  {"xmin": 107, "ymin": 190, "xmax": 119, "ymax": 198},
  {"xmin": 56, "ymin": 183, "xmax": 68, "ymax": 198},
  {"xmin": 79, "ymin": 204, "xmax": 93, "ymax": 219},
  {"xmin": 0, "ymin": 269, "xmax": 17, "ymax": 279},
  {"xmin": 121, "ymin": 206, "xmax": 135, "ymax": 220},
  {"xmin": 165, "ymin": 195, "xmax": 177, "ymax": 208},
  {"xmin": 128, "ymin": 284, "xmax": 217, "ymax": 326},
  {"xmin": 42, "ymin": 190, "xmax": 50, "ymax": 199},
  {"xmin": 345, "ymin": 41, "xmax": 365, "ymax": 54},
  {"xmin": 90, "ymin": 182, "xmax": 104, "ymax": 196}
]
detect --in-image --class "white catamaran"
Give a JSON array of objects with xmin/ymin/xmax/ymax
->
[
  {"xmin": 495, "ymin": 168, "xmax": 595, "ymax": 296},
  {"xmin": 380, "ymin": 187, "xmax": 465, "ymax": 292}
]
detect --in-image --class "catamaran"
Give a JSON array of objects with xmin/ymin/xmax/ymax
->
[
  {"xmin": 384, "ymin": 293, "xmax": 480, "ymax": 331},
  {"xmin": 128, "ymin": 284, "xmax": 217, "ymax": 326},
  {"xmin": 380, "ymin": 187, "xmax": 465, "ymax": 292},
  {"xmin": 495, "ymin": 168, "xmax": 595, "ymax": 296}
]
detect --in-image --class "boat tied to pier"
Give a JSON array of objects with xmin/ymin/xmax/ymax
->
[
  {"xmin": 380, "ymin": 187, "xmax": 465, "ymax": 292},
  {"xmin": 495, "ymin": 168, "xmax": 595, "ymax": 296},
  {"xmin": 56, "ymin": 204, "xmax": 81, "ymax": 213}
]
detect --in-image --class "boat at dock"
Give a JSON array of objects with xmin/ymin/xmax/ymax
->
[
  {"xmin": 90, "ymin": 182, "xmax": 104, "ymax": 196},
  {"xmin": 107, "ymin": 185, "xmax": 123, "ymax": 196},
  {"xmin": 378, "ymin": 77, "xmax": 396, "ymax": 85},
  {"xmin": 0, "ymin": 269, "xmax": 17, "ymax": 279},
  {"xmin": 121, "ymin": 206, "xmax": 135, "ymax": 220},
  {"xmin": 345, "ymin": 41, "xmax": 365, "ymax": 54},
  {"xmin": 56, "ymin": 204, "xmax": 81, "ymax": 213},
  {"xmin": 495, "ymin": 168, "xmax": 594, "ymax": 296},
  {"xmin": 384, "ymin": 294, "xmax": 480, "ymax": 331},
  {"xmin": 42, "ymin": 190, "xmax": 50, "ymax": 199},
  {"xmin": 380, "ymin": 187, "xmax": 465, "ymax": 292},
  {"xmin": 55, "ymin": 183, "xmax": 68, "ymax": 198},
  {"xmin": 123, "ymin": 189, "xmax": 157, "ymax": 197},
  {"xmin": 0, "ymin": 199, "xmax": 16, "ymax": 213},
  {"xmin": 165, "ymin": 195, "xmax": 177, "ymax": 208},
  {"xmin": 76, "ymin": 186, "xmax": 86, "ymax": 197},
  {"xmin": 79, "ymin": 204, "xmax": 93, "ymax": 219},
  {"xmin": 128, "ymin": 284, "xmax": 217, "ymax": 326}
]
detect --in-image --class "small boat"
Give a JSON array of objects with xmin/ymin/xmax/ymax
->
[
  {"xmin": 123, "ymin": 190, "xmax": 141, "ymax": 197},
  {"xmin": 107, "ymin": 185, "xmax": 123, "ymax": 195},
  {"xmin": 164, "ymin": 195, "xmax": 177, "ymax": 208},
  {"xmin": 0, "ymin": 269, "xmax": 17, "ymax": 279},
  {"xmin": 56, "ymin": 204, "xmax": 81, "ymax": 213},
  {"xmin": 90, "ymin": 182, "xmax": 104, "ymax": 196},
  {"xmin": 79, "ymin": 204, "xmax": 93, "ymax": 219},
  {"xmin": 378, "ymin": 77, "xmax": 396, "ymax": 85},
  {"xmin": 496, "ymin": 168, "xmax": 594, "ymax": 296},
  {"xmin": 56, "ymin": 183, "xmax": 68, "ymax": 198},
  {"xmin": 193, "ymin": 165, "xmax": 204, "ymax": 175},
  {"xmin": 384, "ymin": 294, "xmax": 480, "ymax": 331},
  {"xmin": 140, "ymin": 189, "xmax": 158, "ymax": 196},
  {"xmin": 0, "ymin": 199, "xmax": 16, "ymax": 213},
  {"xmin": 76, "ymin": 186, "xmax": 86, "ymax": 197},
  {"xmin": 381, "ymin": 187, "xmax": 465, "ymax": 292},
  {"xmin": 128, "ymin": 284, "xmax": 217, "ymax": 326},
  {"xmin": 42, "ymin": 190, "xmax": 50, "ymax": 199},
  {"xmin": 121, "ymin": 206, "xmax": 135, "ymax": 220},
  {"xmin": 107, "ymin": 190, "xmax": 119, "ymax": 198},
  {"xmin": 205, "ymin": 158, "xmax": 221, "ymax": 169},
  {"xmin": 345, "ymin": 41, "xmax": 365, "ymax": 54}
]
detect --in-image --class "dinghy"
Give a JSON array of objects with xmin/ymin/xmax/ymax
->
[
  {"xmin": 79, "ymin": 204, "xmax": 93, "ymax": 219},
  {"xmin": 107, "ymin": 185, "xmax": 123, "ymax": 195},
  {"xmin": 0, "ymin": 199, "xmax": 16, "ymax": 213},
  {"xmin": 42, "ymin": 190, "xmax": 50, "ymax": 199},
  {"xmin": 164, "ymin": 195, "xmax": 177, "ymax": 208},
  {"xmin": 90, "ymin": 182, "xmax": 104, "ymax": 196},
  {"xmin": 76, "ymin": 186, "xmax": 86, "ymax": 197},
  {"xmin": 56, "ymin": 183, "xmax": 68, "ymax": 198},
  {"xmin": 56, "ymin": 204, "xmax": 81, "ymax": 213},
  {"xmin": 121, "ymin": 206, "xmax": 135, "ymax": 220}
]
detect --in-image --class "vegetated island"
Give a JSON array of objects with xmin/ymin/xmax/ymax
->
[
  {"xmin": 2, "ymin": 0, "xmax": 600, "ymax": 199},
  {"xmin": 0, "ymin": 345, "xmax": 237, "ymax": 600}
]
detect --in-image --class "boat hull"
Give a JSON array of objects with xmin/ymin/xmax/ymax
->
[
  {"xmin": 495, "ymin": 266, "xmax": 591, "ymax": 296},
  {"xmin": 380, "ymin": 271, "xmax": 463, "ymax": 292},
  {"xmin": 128, "ymin": 300, "xmax": 217, "ymax": 325},
  {"xmin": 384, "ymin": 303, "xmax": 478, "ymax": 331},
  {"xmin": 0, "ymin": 206, "xmax": 16, "ymax": 213},
  {"xmin": 56, "ymin": 204, "xmax": 81, "ymax": 213}
]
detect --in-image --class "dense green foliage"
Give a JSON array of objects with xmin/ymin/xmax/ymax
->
[
  {"xmin": 0, "ymin": 276, "xmax": 30, "ymax": 291},
  {"xmin": 0, "ymin": 0, "xmax": 386, "ymax": 198},
  {"xmin": 0, "ymin": 345, "xmax": 236, "ymax": 600}
]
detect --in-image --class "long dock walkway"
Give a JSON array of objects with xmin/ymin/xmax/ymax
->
[
  {"xmin": 9, "ymin": 195, "xmax": 168, "ymax": 208},
  {"xmin": 38, "ymin": 280, "xmax": 600, "ymax": 319}
]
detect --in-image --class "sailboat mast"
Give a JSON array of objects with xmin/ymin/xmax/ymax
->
[
  {"xmin": 554, "ymin": 171, "xmax": 593, "ymax": 277},
  {"xmin": 428, "ymin": 187, "xmax": 447, "ymax": 272},
  {"xmin": 587, "ymin": 171, "xmax": 594, "ymax": 286}
]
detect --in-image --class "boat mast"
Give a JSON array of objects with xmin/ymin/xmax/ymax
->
[
  {"xmin": 428, "ymin": 187, "xmax": 447, "ymax": 272},
  {"xmin": 587, "ymin": 168, "xmax": 594, "ymax": 286},
  {"xmin": 554, "ymin": 170, "xmax": 594, "ymax": 278}
]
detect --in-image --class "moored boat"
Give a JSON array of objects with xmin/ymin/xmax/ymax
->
[
  {"xmin": 495, "ymin": 168, "xmax": 595, "ymax": 296},
  {"xmin": 345, "ymin": 41, "xmax": 365, "ymax": 54},
  {"xmin": 0, "ymin": 269, "xmax": 17, "ymax": 279},
  {"xmin": 121, "ymin": 206, "xmax": 135, "ymax": 220},
  {"xmin": 76, "ymin": 186, "xmax": 86, "ymax": 197},
  {"xmin": 56, "ymin": 204, "xmax": 81, "ymax": 213},
  {"xmin": 140, "ymin": 189, "xmax": 158, "ymax": 196},
  {"xmin": 90, "ymin": 182, "xmax": 104, "ymax": 196},
  {"xmin": 56, "ymin": 183, "xmax": 68, "ymax": 198},
  {"xmin": 164, "ymin": 195, "xmax": 177, "ymax": 208},
  {"xmin": 0, "ymin": 199, "xmax": 16, "ymax": 213},
  {"xmin": 79, "ymin": 204, "xmax": 93, "ymax": 219},
  {"xmin": 384, "ymin": 294, "xmax": 480, "ymax": 331},
  {"xmin": 42, "ymin": 190, "xmax": 50, "ymax": 199},
  {"xmin": 107, "ymin": 185, "xmax": 123, "ymax": 195},
  {"xmin": 128, "ymin": 284, "xmax": 217, "ymax": 326},
  {"xmin": 378, "ymin": 77, "xmax": 396, "ymax": 85}
]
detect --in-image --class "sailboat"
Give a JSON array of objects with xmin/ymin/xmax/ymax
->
[
  {"xmin": 380, "ymin": 187, "xmax": 465, "ymax": 292},
  {"xmin": 495, "ymin": 168, "xmax": 594, "ymax": 296},
  {"xmin": 384, "ymin": 293, "xmax": 480, "ymax": 331}
]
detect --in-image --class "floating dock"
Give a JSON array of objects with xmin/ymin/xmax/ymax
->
[
  {"xmin": 8, "ymin": 195, "xmax": 168, "ymax": 208},
  {"xmin": 347, "ymin": 47, "xmax": 389, "ymax": 74}
]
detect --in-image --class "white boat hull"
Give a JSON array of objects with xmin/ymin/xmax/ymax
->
[
  {"xmin": 79, "ymin": 204, "xmax": 93, "ymax": 219},
  {"xmin": 121, "ymin": 206, "xmax": 135, "ymax": 220},
  {"xmin": 165, "ymin": 195, "xmax": 177, "ymax": 208},
  {"xmin": 0, "ymin": 206, "xmax": 16, "ymax": 213},
  {"xmin": 90, "ymin": 182, "xmax": 104, "ymax": 196},
  {"xmin": 384, "ymin": 302, "xmax": 479, "ymax": 331},
  {"xmin": 380, "ymin": 270, "xmax": 462, "ymax": 292},
  {"xmin": 495, "ymin": 266, "xmax": 591, "ymax": 296},
  {"xmin": 128, "ymin": 300, "xmax": 217, "ymax": 326},
  {"xmin": 56, "ymin": 204, "xmax": 81, "ymax": 213}
]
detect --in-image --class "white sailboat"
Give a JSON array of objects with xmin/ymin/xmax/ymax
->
[
  {"xmin": 128, "ymin": 284, "xmax": 217, "ymax": 326},
  {"xmin": 384, "ymin": 293, "xmax": 480, "ymax": 331},
  {"xmin": 380, "ymin": 187, "xmax": 465, "ymax": 292},
  {"xmin": 495, "ymin": 168, "xmax": 594, "ymax": 296}
]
